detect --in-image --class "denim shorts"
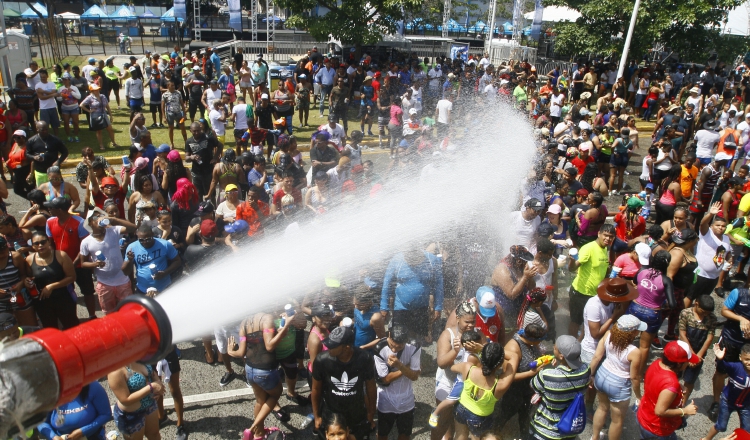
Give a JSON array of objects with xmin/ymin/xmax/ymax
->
[
  {"xmin": 113, "ymin": 400, "xmax": 157, "ymax": 435},
  {"xmin": 244, "ymin": 364, "xmax": 281, "ymax": 391},
  {"xmin": 627, "ymin": 302, "xmax": 663, "ymax": 334},
  {"xmin": 594, "ymin": 364, "xmax": 632, "ymax": 402},
  {"xmin": 61, "ymin": 107, "xmax": 80, "ymax": 115},
  {"xmin": 454, "ymin": 402, "xmax": 493, "ymax": 437},
  {"xmin": 715, "ymin": 393, "xmax": 750, "ymax": 432}
]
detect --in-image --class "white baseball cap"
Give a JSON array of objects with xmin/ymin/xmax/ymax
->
[
  {"xmin": 635, "ymin": 242, "xmax": 651, "ymax": 265},
  {"xmin": 261, "ymin": 94, "xmax": 269, "ymax": 100},
  {"xmin": 476, "ymin": 286, "xmax": 496, "ymax": 318}
]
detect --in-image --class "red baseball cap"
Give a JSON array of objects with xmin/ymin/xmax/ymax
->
[
  {"xmin": 373, "ymin": 72, "xmax": 382, "ymax": 79},
  {"xmin": 101, "ymin": 177, "xmax": 118, "ymax": 187},
  {"xmin": 200, "ymin": 219, "xmax": 218, "ymax": 238},
  {"xmin": 664, "ymin": 340, "xmax": 700, "ymax": 364}
]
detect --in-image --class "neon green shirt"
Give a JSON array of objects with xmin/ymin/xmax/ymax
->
[{"xmin": 571, "ymin": 240, "xmax": 609, "ymax": 296}]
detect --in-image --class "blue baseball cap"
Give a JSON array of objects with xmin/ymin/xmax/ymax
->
[
  {"xmin": 88, "ymin": 57, "xmax": 96, "ymax": 63},
  {"xmin": 645, "ymin": 183, "xmax": 654, "ymax": 190},
  {"xmin": 476, "ymin": 286, "xmax": 496, "ymax": 318},
  {"xmin": 224, "ymin": 220, "xmax": 249, "ymax": 234},
  {"xmin": 155, "ymin": 144, "xmax": 170, "ymax": 154}
]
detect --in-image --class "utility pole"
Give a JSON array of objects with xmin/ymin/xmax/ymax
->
[{"xmin": 442, "ymin": 0, "xmax": 451, "ymax": 38}]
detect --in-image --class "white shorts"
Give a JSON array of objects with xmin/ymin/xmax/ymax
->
[
  {"xmin": 214, "ymin": 324, "xmax": 241, "ymax": 354},
  {"xmin": 313, "ymin": 83, "xmax": 321, "ymax": 95},
  {"xmin": 239, "ymin": 81, "xmax": 252, "ymax": 88}
]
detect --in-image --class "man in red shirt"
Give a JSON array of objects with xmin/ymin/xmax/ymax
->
[
  {"xmin": 45, "ymin": 196, "xmax": 97, "ymax": 319},
  {"xmin": 475, "ymin": 286, "xmax": 504, "ymax": 343},
  {"xmin": 372, "ymin": 71, "xmax": 381, "ymax": 101},
  {"xmin": 571, "ymin": 144, "xmax": 595, "ymax": 176}
]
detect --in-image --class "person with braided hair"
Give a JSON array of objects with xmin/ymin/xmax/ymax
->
[
  {"xmin": 517, "ymin": 287, "xmax": 552, "ymax": 334},
  {"xmin": 451, "ymin": 342, "xmax": 516, "ymax": 439},
  {"xmin": 496, "ymin": 323, "xmax": 547, "ymax": 435}
]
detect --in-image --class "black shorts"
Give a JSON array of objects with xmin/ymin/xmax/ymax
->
[
  {"xmin": 150, "ymin": 103, "xmax": 161, "ymax": 113},
  {"xmin": 233, "ymin": 128, "xmax": 246, "ymax": 140},
  {"xmin": 295, "ymin": 328, "xmax": 306, "ymax": 359},
  {"xmin": 392, "ymin": 308, "xmax": 429, "ymax": 338},
  {"xmin": 610, "ymin": 152, "xmax": 629, "ymax": 168},
  {"xmin": 569, "ymin": 286, "xmax": 593, "ymax": 325},
  {"xmin": 596, "ymin": 152, "xmax": 611, "ymax": 164},
  {"xmin": 378, "ymin": 409, "xmax": 414, "ymax": 437},
  {"xmin": 686, "ymin": 275, "xmax": 719, "ymax": 300},
  {"xmin": 277, "ymin": 353, "xmax": 298, "ymax": 380},
  {"xmin": 74, "ymin": 266, "xmax": 95, "ymax": 296},
  {"xmin": 164, "ymin": 345, "xmax": 181, "ymax": 373}
]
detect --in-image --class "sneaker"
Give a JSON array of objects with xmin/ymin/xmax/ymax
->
[
  {"xmin": 650, "ymin": 337, "xmax": 664, "ymax": 350},
  {"xmin": 611, "ymin": 190, "xmax": 619, "ymax": 196},
  {"xmin": 74, "ymin": 136, "xmax": 80, "ymax": 142},
  {"xmin": 624, "ymin": 170, "xmax": 631, "ymax": 175},
  {"xmin": 663, "ymin": 334, "xmax": 678, "ymax": 341},
  {"xmin": 150, "ymin": 123, "xmax": 159, "ymax": 128},
  {"xmin": 67, "ymin": 137, "xmax": 73, "ymax": 142},
  {"xmin": 175, "ymin": 425, "xmax": 187, "ymax": 440},
  {"xmin": 368, "ymin": 131, "xmax": 374, "ymax": 136},
  {"xmin": 715, "ymin": 287, "xmax": 727, "ymax": 298},
  {"xmin": 158, "ymin": 123, "xmax": 165, "ymax": 128},
  {"xmin": 272, "ymin": 407, "xmax": 290, "ymax": 422},
  {"xmin": 219, "ymin": 371, "xmax": 235, "ymax": 387},
  {"xmin": 709, "ymin": 402, "xmax": 719, "ymax": 421},
  {"xmin": 428, "ymin": 413, "xmax": 439, "ymax": 428}
]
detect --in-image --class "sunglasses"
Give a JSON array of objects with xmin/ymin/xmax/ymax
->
[
  {"xmin": 32, "ymin": 239, "xmax": 48, "ymax": 246},
  {"xmin": 138, "ymin": 237, "xmax": 154, "ymax": 243}
]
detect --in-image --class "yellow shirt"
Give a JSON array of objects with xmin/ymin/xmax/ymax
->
[
  {"xmin": 571, "ymin": 240, "xmax": 609, "ymax": 296},
  {"xmin": 680, "ymin": 165, "xmax": 698, "ymax": 198},
  {"xmin": 738, "ymin": 193, "xmax": 750, "ymax": 216}
]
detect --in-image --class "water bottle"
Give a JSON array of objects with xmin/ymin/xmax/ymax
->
[
  {"xmin": 300, "ymin": 413, "xmax": 314, "ymax": 429},
  {"xmin": 631, "ymin": 399, "xmax": 640, "ymax": 413},
  {"xmin": 27, "ymin": 279, "xmax": 39, "ymax": 298},
  {"xmin": 281, "ymin": 304, "xmax": 295, "ymax": 327},
  {"xmin": 95, "ymin": 251, "xmax": 106, "ymax": 262},
  {"xmin": 569, "ymin": 248, "xmax": 579, "ymax": 261},
  {"xmin": 99, "ymin": 218, "xmax": 110, "ymax": 227},
  {"xmin": 119, "ymin": 237, "xmax": 127, "ymax": 247},
  {"xmin": 14, "ymin": 242, "xmax": 22, "ymax": 252},
  {"xmin": 149, "ymin": 263, "xmax": 158, "ymax": 279},
  {"xmin": 609, "ymin": 266, "xmax": 622, "ymax": 279},
  {"xmin": 122, "ymin": 156, "xmax": 131, "ymax": 168}
]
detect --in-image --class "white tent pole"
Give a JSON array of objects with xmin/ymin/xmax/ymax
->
[{"xmin": 617, "ymin": 0, "xmax": 641, "ymax": 80}]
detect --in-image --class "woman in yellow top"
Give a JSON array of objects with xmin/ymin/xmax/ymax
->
[
  {"xmin": 102, "ymin": 57, "xmax": 122, "ymax": 108},
  {"xmin": 451, "ymin": 342, "xmax": 516, "ymax": 439}
]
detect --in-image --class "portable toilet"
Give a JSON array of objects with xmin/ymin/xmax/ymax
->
[{"xmin": 0, "ymin": 30, "xmax": 32, "ymax": 90}]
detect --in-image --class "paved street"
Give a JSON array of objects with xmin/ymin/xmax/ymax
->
[{"xmin": 10, "ymin": 124, "xmax": 737, "ymax": 439}]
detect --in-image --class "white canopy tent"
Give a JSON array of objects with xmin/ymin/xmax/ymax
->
[
  {"xmin": 724, "ymin": 1, "xmax": 750, "ymax": 36},
  {"xmin": 55, "ymin": 11, "xmax": 81, "ymax": 19},
  {"xmin": 523, "ymin": 6, "xmax": 581, "ymax": 23}
]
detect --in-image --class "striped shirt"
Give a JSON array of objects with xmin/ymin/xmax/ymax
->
[{"xmin": 530, "ymin": 364, "xmax": 591, "ymax": 440}]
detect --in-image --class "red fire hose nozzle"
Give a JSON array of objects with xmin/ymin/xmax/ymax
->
[
  {"xmin": 26, "ymin": 295, "xmax": 173, "ymax": 405},
  {"xmin": 0, "ymin": 294, "xmax": 173, "ymax": 439}
]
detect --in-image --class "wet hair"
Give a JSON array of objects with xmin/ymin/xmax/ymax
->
[
  {"xmin": 27, "ymin": 189, "xmax": 46, "ymax": 207},
  {"xmin": 455, "ymin": 299, "xmax": 477, "ymax": 318},
  {"xmin": 589, "ymin": 191, "xmax": 604, "ymax": 207},
  {"xmin": 649, "ymin": 250, "xmax": 671, "ymax": 274},
  {"xmin": 461, "ymin": 329, "xmax": 482, "ymax": 344},
  {"xmin": 353, "ymin": 284, "xmax": 373, "ymax": 303},
  {"xmin": 47, "ymin": 166, "xmax": 61, "ymax": 175},
  {"xmin": 0, "ymin": 215, "xmax": 18, "ymax": 229},
  {"xmin": 647, "ymin": 224, "xmax": 664, "ymax": 240},
  {"xmin": 648, "ymin": 146, "xmax": 659, "ymax": 157},
  {"xmin": 327, "ymin": 413, "xmax": 350, "ymax": 434},
  {"xmin": 697, "ymin": 295, "xmax": 715, "ymax": 312},
  {"xmin": 742, "ymin": 344, "xmax": 750, "ymax": 357},
  {"xmin": 135, "ymin": 174, "xmax": 153, "ymax": 193},
  {"xmin": 136, "ymin": 224, "xmax": 153, "ymax": 235},
  {"xmin": 536, "ymin": 237, "xmax": 555, "ymax": 255},
  {"xmin": 31, "ymin": 230, "xmax": 47, "ymax": 241},
  {"xmin": 480, "ymin": 342, "xmax": 505, "ymax": 375},
  {"xmin": 599, "ymin": 223, "xmax": 616, "ymax": 236}
]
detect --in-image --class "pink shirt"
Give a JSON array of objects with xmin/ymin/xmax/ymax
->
[
  {"xmin": 613, "ymin": 253, "xmax": 640, "ymax": 278},
  {"xmin": 389, "ymin": 105, "xmax": 403, "ymax": 126}
]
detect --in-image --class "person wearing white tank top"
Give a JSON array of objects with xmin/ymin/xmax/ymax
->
[
  {"xmin": 589, "ymin": 315, "xmax": 646, "ymax": 440},
  {"xmin": 532, "ymin": 239, "xmax": 558, "ymax": 310}
]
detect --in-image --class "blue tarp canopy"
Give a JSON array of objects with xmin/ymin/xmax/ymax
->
[
  {"xmin": 502, "ymin": 21, "xmax": 513, "ymax": 35},
  {"xmin": 161, "ymin": 7, "xmax": 185, "ymax": 22},
  {"xmin": 110, "ymin": 5, "xmax": 136, "ymax": 20},
  {"xmin": 140, "ymin": 9, "xmax": 156, "ymax": 18},
  {"xmin": 20, "ymin": 3, "xmax": 47, "ymax": 19},
  {"xmin": 438, "ymin": 18, "xmax": 467, "ymax": 32},
  {"xmin": 81, "ymin": 5, "xmax": 110, "ymax": 18},
  {"xmin": 467, "ymin": 20, "xmax": 487, "ymax": 32},
  {"xmin": 405, "ymin": 19, "xmax": 435, "ymax": 30}
]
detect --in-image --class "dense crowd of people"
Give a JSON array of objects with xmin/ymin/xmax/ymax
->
[{"xmin": 3, "ymin": 44, "xmax": 750, "ymax": 440}]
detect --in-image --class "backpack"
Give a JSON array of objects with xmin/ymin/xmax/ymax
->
[{"xmin": 556, "ymin": 387, "xmax": 586, "ymax": 435}]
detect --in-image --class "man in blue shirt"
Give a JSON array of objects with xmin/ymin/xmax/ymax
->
[
  {"xmin": 703, "ymin": 342, "xmax": 750, "ymax": 440},
  {"xmin": 123, "ymin": 225, "xmax": 182, "ymax": 293},
  {"xmin": 314, "ymin": 60, "xmax": 336, "ymax": 117},
  {"xmin": 208, "ymin": 47, "xmax": 221, "ymax": 80},
  {"xmin": 380, "ymin": 245, "xmax": 444, "ymax": 344}
]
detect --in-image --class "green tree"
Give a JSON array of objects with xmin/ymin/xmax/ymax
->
[
  {"xmin": 276, "ymin": 0, "xmax": 423, "ymax": 45},
  {"xmin": 546, "ymin": 0, "xmax": 746, "ymax": 61}
]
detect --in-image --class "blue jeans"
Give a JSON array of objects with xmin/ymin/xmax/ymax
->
[
  {"xmin": 643, "ymin": 98, "xmax": 658, "ymax": 120},
  {"xmin": 319, "ymin": 84, "xmax": 333, "ymax": 115},
  {"xmin": 594, "ymin": 364, "xmax": 632, "ymax": 402},
  {"xmin": 454, "ymin": 402, "xmax": 493, "ymax": 437},
  {"xmin": 715, "ymin": 393, "xmax": 750, "ymax": 432}
]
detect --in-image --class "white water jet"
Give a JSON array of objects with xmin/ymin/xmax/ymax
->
[{"xmin": 158, "ymin": 103, "xmax": 539, "ymax": 342}]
